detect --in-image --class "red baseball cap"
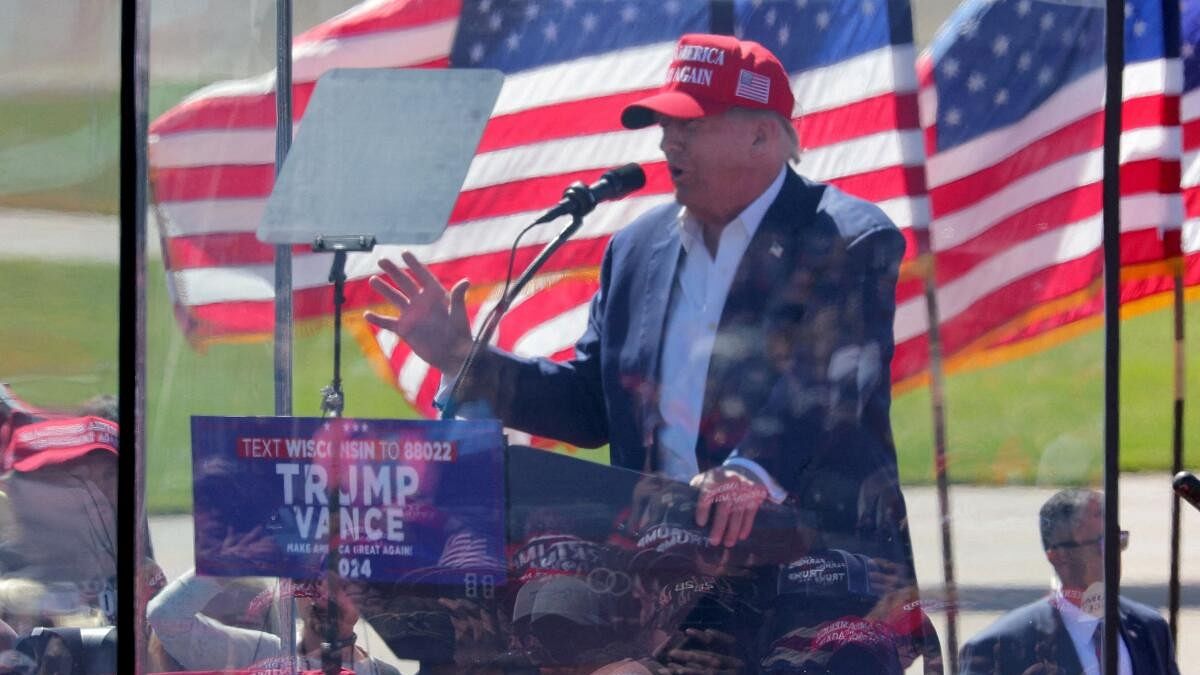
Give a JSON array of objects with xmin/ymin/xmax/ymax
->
[
  {"xmin": 621, "ymin": 33, "xmax": 795, "ymax": 129},
  {"xmin": 3, "ymin": 416, "xmax": 118, "ymax": 472}
]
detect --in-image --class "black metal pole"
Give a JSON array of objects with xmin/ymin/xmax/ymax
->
[
  {"xmin": 322, "ymin": 487, "xmax": 343, "ymax": 675},
  {"xmin": 1168, "ymin": 264, "xmax": 1185, "ymax": 641},
  {"xmin": 921, "ymin": 252, "xmax": 959, "ymax": 674},
  {"xmin": 321, "ymin": 251, "xmax": 348, "ymax": 418},
  {"xmin": 273, "ymin": 3, "xmax": 298, "ymax": 671},
  {"xmin": 1101, "ymin": 0, "xmax": 1123, "ymax": 672},
  {"xmin": 274, "ymin": 0, "xmax": 295, "ymax": 418},
  {"xmin": 709, "ymin": 0, "xmax": 735, "ymax": 35},
  {"xmin": 119, "ymin": 0, "xmax": 149, "ymax": 673}
]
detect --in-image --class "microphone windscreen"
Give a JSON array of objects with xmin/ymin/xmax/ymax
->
[
  {"xmin": 609, "ymin": 163, "xmax": 646, "ymax": 193},
  {"xmin": 1174, "ymin": 471, "xmax": 1200, "ymax": 510}
]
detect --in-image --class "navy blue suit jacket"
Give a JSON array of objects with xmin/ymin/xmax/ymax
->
[
  {"xmin": 959, "ymin": 596, "xmax": 1179, "ymax": 675},
  {"xmin": 465, "ymin": 168, "xmax": 908, "ymax": 557}
]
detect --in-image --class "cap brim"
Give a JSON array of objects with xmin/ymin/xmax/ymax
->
[
  {"xmin": 10, "ymin": 445, "xmax": 115, "ymax": 473},
  {"xmin": 620, "ymin": 90, "xmax": 729, "ymax": 129}
]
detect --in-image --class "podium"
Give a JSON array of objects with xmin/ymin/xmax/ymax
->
[{"xmin": 190, "ymin": 417, "xmax": 928, "ymax": 671}]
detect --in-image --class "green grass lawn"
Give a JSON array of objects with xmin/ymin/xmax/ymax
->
[
  {"xmin": 0, "ymin": 84, "xmax": 210, "ymax": 214},
  {"xmin": 1, "ymin": 258, "xmax": 1198, "ymax": 513},
  {"xmin": 891, "ymin": 307, "xmax": 1200, "ymax": 486}
]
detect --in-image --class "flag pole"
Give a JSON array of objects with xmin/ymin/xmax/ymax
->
[
  {"xmin": 1101, "ymin": 0, "xmax": 1124, "ymax": 671},
  {"xmin": 273, "ymin": 1, "xmax": 297, "ymax": 671},
  {"xmin": 919, "ymin": 241, "xmax": 960, "ymax": 675},
  {"xmin": 1168, "ymin": 259, "xmax": 1185, "ymax": 641},
  {"xmin": 274, "ymin": 0, "xmax": 294, "ymax": 418}
]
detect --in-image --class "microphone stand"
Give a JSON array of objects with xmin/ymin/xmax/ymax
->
[
  {"xmin": 311, "ymin": 234, "xmax": 374, "ymax": 675},
  {"xmin": 313, "ymin": 235, "xmax": 376, "ymax": 417},
  {"xmin": 440, "ymin": 210, "xmax": 586, "ymax": 420}
]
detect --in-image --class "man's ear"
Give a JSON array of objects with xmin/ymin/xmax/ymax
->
[{"xmin": 748, "ymin": 116, "xmax": 776, "ymax": 157}]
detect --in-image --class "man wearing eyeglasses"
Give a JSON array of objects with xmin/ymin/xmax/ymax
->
[{"xmin": 958, "ymin": 489, "xmax": 1178, "ymax": 675}]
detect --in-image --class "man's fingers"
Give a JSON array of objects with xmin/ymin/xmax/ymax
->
[
  {"xmin": 695, "ymin": 488, "xmax": 713, "ymax": 528},
  {"xmin": 391, "ymin": 268, "xmax": 423, "ymax": 299},
  {"xmin": 379, "ymin": 255, "xmax": 429, "ymax": 300},
  {"xmin": 362, "ymin": 310, "xmax": 396, "ymax": 332},
  {"xmin": 708, "ymin": 500, "xmax": 732, "ymax": 546},
  {"xmin": 402, "ymin": 250, "xmax": 443, "ymax": 289},
  {"xmin": 377, "ymin": 256, "xmax": 404, "ymax": 277},
  {"xmin": 377, "ymin": 258, "xmax": 418, "ymax": 295},
  {"xmin": 722, "ymin": 507, "xmax": 745, "ymax": 547},
  {"xmin": 693, "ymin": 471, "xmax": 767, "ymax": 547},
  {"xmin": 448, "ymin": 279, "xmax": 471, "ymax": 326},
  {"xmin": 737, "ymin": 499, "xmax": 760, "ymax": 542},
  {"xmin": 687, "ymin": 628, "xmax": 737, "ymax": 649},
  {"xmin": 368, "ymin": 275, "xmax": 411, "ymax": 310}
]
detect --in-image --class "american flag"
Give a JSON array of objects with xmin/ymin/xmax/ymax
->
[
  {"xmin": 1178, "ymin": 0, "xmax": 1200, "ymax": 289},
  {"xmin": 149, "ymin": 1, "xmax": 466, "ymax": 342},
  {"xmin": 734, "ymin": 0, "xmax": 929, "ymax": 385},
  {"xmin": 148, "ymin": 0, "xmax": 928, "ymax": 418},
  {"xmin": 913, "ymin": 0, "xmax": 1185, "ymax": 377}
]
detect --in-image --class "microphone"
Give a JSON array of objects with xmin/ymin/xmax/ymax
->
[
  {"xmin": 1173, "ymin": 471, "xmax": 1200, "ymax": 513},
  {"xmin": 533, "ymin": 163, "xmax": 646, "ymax": 224}
]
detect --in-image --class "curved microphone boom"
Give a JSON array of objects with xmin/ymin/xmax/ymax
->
[{"xmin": 440, "ymin": 164, "xmax": 645, "ymax": 419}]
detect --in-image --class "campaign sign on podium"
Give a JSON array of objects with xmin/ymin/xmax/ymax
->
[{"xmin": 190, "ymin": 416, "xmax": 505, "ymax": 585}]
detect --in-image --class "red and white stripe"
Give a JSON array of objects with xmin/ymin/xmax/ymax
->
[
  {"xmin": 1176, "ymin": 71, "xmax": 1200, "ymax": 288},
  {"xmin": 904, "ymin": 54, "xmax": 1183, "ymax": 377}
]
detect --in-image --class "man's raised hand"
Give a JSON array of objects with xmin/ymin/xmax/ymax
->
[{"xmin": 363, "ymin": 251, "xmax": 473, "ymax": 375}]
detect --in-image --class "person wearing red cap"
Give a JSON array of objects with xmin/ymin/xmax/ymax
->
[
  {"xmin": 0, "ymin": 416, "xmax": 118, "ymax": 597},
  {"xmin": 367, "ymin": 32, "xmax": 913, "ymax": 669}
]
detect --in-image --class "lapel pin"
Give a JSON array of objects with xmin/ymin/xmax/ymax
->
[{"xmin": 770, "ymin": 242, "xmax": 784, "ymax": 258}]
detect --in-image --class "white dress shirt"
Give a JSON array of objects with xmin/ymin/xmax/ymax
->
[
  {"xmin": 1053, "ymin": 593, "xmax": 1132, "ymax": 675},
  {"xmin": 656, "ymin": 166, "xmax": 788, "ymax": 501}
]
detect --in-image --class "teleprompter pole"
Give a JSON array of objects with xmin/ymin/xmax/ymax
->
[{"xmin": 311, "ymin": 234, "xmax": 374, "ymax": 675}]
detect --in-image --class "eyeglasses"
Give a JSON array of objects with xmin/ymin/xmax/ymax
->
[{"xmin": 1049, "ymin": 530, "xmax": 1129, "ymax": 551}]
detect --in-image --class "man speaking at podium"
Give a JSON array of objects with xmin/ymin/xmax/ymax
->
[{"xmin": 367, "ymin": 32, "xmax": 914, "ymax": 664}]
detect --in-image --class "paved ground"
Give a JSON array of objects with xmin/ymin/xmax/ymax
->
[
  {"xmin": 0, "ymin": 208, "xmax": 165, "ymax": 262},
  {"xmin": 149, "ymin": 472, "xmax": 1200, "ymax": 673}
]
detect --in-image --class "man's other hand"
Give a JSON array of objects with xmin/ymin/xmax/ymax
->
[
  {"xmin": 364, "ymin": 251, "xmax": 473, "ymax": 375},
  {"xmin": 690, "ymin": 467, "xmax": 767, "ymax": 547}
]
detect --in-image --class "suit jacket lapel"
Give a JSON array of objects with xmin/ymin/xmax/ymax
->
[
  {"xmin": 1118, "ymin": 601, "xmax": 1153, "ymax": 675},
  {"xmin": 1047, "ymin": 603, "xmax": 1085, "ymax": 675},
  {"xmin": 634, "ymin": 207, "xmax": 683, "ymax": 469}
]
